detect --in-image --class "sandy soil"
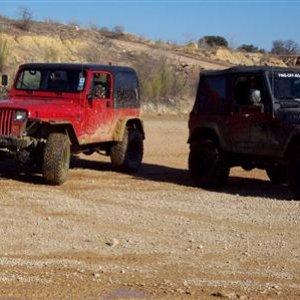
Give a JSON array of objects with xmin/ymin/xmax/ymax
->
[{"xmin": 0, "ymin": 116, "xmax": 299, "ymax": 299}]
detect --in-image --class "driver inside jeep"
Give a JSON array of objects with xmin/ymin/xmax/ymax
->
[
  {"xmin": 91, "ymin": 73, "xmax": 110, "ymax": 99},
  {"xmin": 93, "ymin": 83, "xmax": 107, "ymax": 98}
]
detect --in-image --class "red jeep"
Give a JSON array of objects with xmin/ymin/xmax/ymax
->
[{"xmin": 0, "ymin": 63, "xmax": 144, "ymax": 185}]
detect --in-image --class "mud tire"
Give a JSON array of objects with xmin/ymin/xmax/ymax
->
[
  {"xmin": 266, "ymin": 165, "xmax": 287, "ymax": 184},
  {"xmin": 43, "ymin": 133, "xmax": 70, "ymax": 185},
  {"xmin": 288, "ymin": 146, "xmax": 300, "ymax": 200},
  {"xmin": 110, "ymin": 128, "xmax": 143, "ymax": 172},
  {"xmin": 188, "ymin": 138, "xmax": 229, "ymax": 188}
]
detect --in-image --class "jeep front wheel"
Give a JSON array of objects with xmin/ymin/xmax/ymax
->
[
  {"xmin": 43, "ymin": 133, "xmax": 71, "ymax": 185},
  {"xmin": 266, "ymin": 165, "xmax": 287, "ymax": 184},
  {"xmin": 188, "ymin": 138, "xmax": 229, "ymax": 188},
  {"xmin": 110, "ymin": 128, "xmax": 143, "ymax": 172},
  {"xmin": 288, "ymin": 146, "xmax": 300, "ymax": 199}
]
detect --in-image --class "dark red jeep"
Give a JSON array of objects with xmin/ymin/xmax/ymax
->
[
  {"xmin": 0, "ymin": 63, "xmax": 144, "ymax": 185},
  {"xmin": 188, "ymin": 66, "xmax": 300, "ymax": 199}
]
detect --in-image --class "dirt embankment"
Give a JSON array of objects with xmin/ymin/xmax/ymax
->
[{"xmin": 0, "ymin": 116, "xmax": 299, "ymax": 299}]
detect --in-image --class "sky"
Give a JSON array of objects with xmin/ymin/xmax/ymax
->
[{"xmin": 1, "ymin": 0, "xmax": 300, "ymax": 51}]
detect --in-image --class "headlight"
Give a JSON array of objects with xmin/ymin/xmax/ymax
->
[{"xmin": 14, "ymin": 110, "xmax": 27, "ymax": 122}]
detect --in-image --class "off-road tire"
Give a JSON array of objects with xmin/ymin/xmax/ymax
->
[
  {"xmin": 266, "ymin": 165, "xmax": 287, "ymax": 184},
  {"xmin": 288, "ymin": 145, "xmax": 300, "ymax": 200},
  {"xmin": 110, "ymin": 128, "xmax": 143, "ymax": 172},
  {"xmin": 43, "ymin": 133, "xmax": 71, "ymax": 185},
  {"xmin": 188, "ymin": 138, "xmax": 229, "ymax": 188}
]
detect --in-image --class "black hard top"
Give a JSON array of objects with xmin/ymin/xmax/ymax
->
[
  {"xmin": 201, "ymin": 65, "xmax": 300, "ymax": 76},
  {"xmin": 19, "ymin": 63, "xmax": 136, "ymax": 75}
]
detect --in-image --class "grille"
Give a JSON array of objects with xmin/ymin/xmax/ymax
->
[{"xmin": 0, "ymin": 109, "xmax": 14, "ymax": 136}]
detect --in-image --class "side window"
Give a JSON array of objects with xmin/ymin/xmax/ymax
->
[
  {"xmin": 234, "ymin": 75, "xmax": 264, "ymax": 105},
  {"xmin": 114, "ymin": 72, "xmax": 139, "ymax": 108},
  {"xmin": 194, "ymin": 76, "xmax": 226, "ymax": 114},
  {"xmin": 91, "ymin": 73, "xmax": 111, "ymax": 99},
  {"xmin": 16, "ymin": 70, "xmax": 41, "ymax": 90}
]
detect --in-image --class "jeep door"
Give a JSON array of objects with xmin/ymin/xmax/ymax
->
[
  {"xmin": 83, "ymin": 71, "xmax": 114, "ymax": 142},
  {"xmin": 227, "ymin": 73, "xmax": 274, "ymax": 155}
]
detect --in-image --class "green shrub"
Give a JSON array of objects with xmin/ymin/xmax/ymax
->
[
  {"xmin": 134, "ymin": 54, "xmax": 191, "ymax": 105},
  {"xmin": 199, "ymin": 35, "xmax": 228, "ymax": 48}
]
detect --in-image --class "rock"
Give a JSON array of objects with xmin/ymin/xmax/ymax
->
[
  {"xmin": 212, "ymin": 291, "xmax": 223, "ymax": 297},
  {"xmin": 106, "ymin": 238, "xmax": 120, "ymax": 247},
  {"xmin": 211, "ymin": 291, "xmax": 236, "ymax": 298},
  {"xmin": 271, "ymin": 284, "xmax": 279, "ymax": 289},
  {"xmin": 92, "ymin": 273, "xmax": 100, "ymax": 278}
]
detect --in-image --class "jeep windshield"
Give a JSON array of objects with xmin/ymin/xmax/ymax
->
[
  {"xmin": 15, "ymin": 68, "xmax": 87, "ymax": 93},
  {"xmin": 268, "ymin": 71, "xmax": 300, "ymax": 106}
]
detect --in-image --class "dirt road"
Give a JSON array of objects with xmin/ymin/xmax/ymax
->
[{"xmin": 0, "ymin": 116, "xmax": 299, "ymax": 299}]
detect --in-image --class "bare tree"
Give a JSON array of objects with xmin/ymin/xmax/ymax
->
[
  {"xmin": 16, "ymin": 7, "xmax": 33, "ymax": 31},
  {"xmin": 271, "ymin": 40, "xmax": 300, "ymax": 55}
]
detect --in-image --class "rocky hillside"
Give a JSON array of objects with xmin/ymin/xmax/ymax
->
[{"xmin": 0, "ymin": 15, "xmax": 286, "ymax": 113}]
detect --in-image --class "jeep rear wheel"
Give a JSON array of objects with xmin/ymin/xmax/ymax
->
[
  {"xmin": 43, "ymin": 133, "xmax": 71, "ymax": 185},
  {"xmin": 288, "ymin": 146, "xmax": 300, "ymax": 199},
  {"xmin": 266, "ymin": 165, "xmax": 287, "ymax": 184},
  {"xmin": 188, "ymin": 138, "xmax": 229, "ymax": 188},
  {"xmin": 110, "ymin": 128, "xmax": 143, "ymax": 172}
]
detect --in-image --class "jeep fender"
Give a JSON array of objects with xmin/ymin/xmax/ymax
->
[
  {"xmin": 188, "ymin": 123, "xmax": 229, "ymax": 150},
  {"xmin": 112, "ymin": 117, "xmax": 145, "ymax": 142},
  {"xmin": 43, "ymin": 121, "xmax": 79, "ymax": 146}
]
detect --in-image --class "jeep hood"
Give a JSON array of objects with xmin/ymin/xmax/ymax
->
[{"xmin": 0, "ymin": 98, "xmax": 80, "ymax": 121}]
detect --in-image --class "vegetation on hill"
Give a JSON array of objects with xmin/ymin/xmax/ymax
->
[{"xmin": 0, "ymin": 13, "xmax": 295, "ymax": 113}]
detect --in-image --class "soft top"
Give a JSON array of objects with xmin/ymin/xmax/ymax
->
[{"xmin": 19, "ymin": 63, "xmax": 136, "ymax": 75}]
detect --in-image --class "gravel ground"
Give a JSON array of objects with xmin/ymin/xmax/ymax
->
[{"xmin": 0, "ymin": 115, "xmax": 299, "ymax": 299}]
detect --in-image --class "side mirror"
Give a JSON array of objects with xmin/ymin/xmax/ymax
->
[
  {"xmin": 249, "ymin": 89, "xmax": 261, "ymax": 105},
  {"xmin": 1, "ymin": 74, "xmax": 8, "ymax": 86}
]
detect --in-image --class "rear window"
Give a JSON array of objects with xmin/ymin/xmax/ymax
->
[
  {"xmin": 114, "ymin": 72, "xmax": 139, "ymax": 108},
  {"xmin": 193, "ymin": 76, "xmax": 226, "ymax": 114}
]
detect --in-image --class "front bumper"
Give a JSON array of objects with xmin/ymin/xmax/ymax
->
[{"xmin": 0, "ymin": 136, "xmax": 34, "ymax": 150}]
